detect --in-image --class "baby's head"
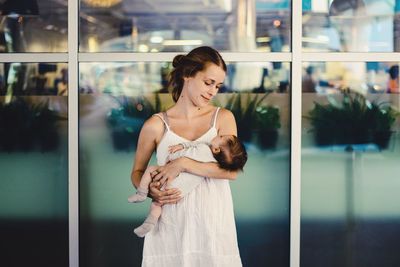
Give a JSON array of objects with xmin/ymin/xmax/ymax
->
[{"xmin": 210, "ymin": 135, "xmax": 248, "ymax": 171}]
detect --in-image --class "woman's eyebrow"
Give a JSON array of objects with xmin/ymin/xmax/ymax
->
[{"xmin": 204, "ymin": 78, "xmax": 224, "ymax": 85}]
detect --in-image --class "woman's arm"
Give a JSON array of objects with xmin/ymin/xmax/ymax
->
[
  {"xmin": 183, "ymin": 158, "xmax": 238, "ymax": 180},
  {"xmin": 130, "ymin": 116, "xmax": 159, "ymax": 188},
  {"xmin": 130, "ymin": 116, "xmax": 181, "ymax": 204},
  {"xmin": 153, "ymin": 108, "xmax": 239, "ymax": 183}
]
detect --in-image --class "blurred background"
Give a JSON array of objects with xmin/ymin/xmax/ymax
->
[{"xmin": 0, "ymin": 0, "xmax": 400, "ymax": 267}]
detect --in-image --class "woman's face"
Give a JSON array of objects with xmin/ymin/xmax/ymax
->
[{"xmin": 183, "ymin": 63, "xmax": 225, "ymax": 108}]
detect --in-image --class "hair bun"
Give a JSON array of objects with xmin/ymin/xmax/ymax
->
[{"xmin": 172, "ymin": 55, "xmax": 185, "ymax": 68}]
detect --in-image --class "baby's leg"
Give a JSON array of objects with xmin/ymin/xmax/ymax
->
[
  {"xmin": 134, "ymin": 202, "xmax": 162, "ymax": 237},
  {"xmin": 128, "ymin": 166, "xmax": 158, "ymax": 203}
]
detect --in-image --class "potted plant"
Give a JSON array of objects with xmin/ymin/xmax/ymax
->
[
  {"xmin": 225, "ymin": 93, "xmax": 269, "ymax": 142},
  {"xmin": 255, "ymin": 105, "xmax": 281, "ymax": 149},
  {"xmin": 0, "ymin": 97, "xmax": 61, "ymax": 152},
  {"xmin": 306, "ymin": 92, "xmax": 399, "ymax": 149},
  {"xmin": 224, "ymin": 93, "xmax": 281, "ymax": 149},
  {"xmin": 106, "ymin": 94, "xmax": 163, "ymax": 151}
]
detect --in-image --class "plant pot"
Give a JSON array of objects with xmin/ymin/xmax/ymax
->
[
  {"xmin": 19, "ymin": 131, "xmax": 36, "ymax": 151},
  {"xmin": 111, "ymin": 129, "xmax": 135, "ymax": 151},
  {"xmin": 238, "ymin": 125, "xmax": 253, "ymax": 142},
  {"xmin": 314, "ymin": 129, "xmax": 335, "ymax": 146},
  {"xmin": 39, "ymin": 130, "xmax": 60, "ymax": 152},
  {"xmin": 257, "ymin": 130, "xmax": 278, "ymax": 149},
  {"xmin": 109, "ymin": 116, "xmax": 145, "ymax": 151},
  {"xmin": 373, "ymin": 131, "xmax": 393, "ymax": 149}
]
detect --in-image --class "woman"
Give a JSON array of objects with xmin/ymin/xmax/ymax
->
[{"xmin": 131, "ymin": 46, "xmax": 242, "ymax": 267}]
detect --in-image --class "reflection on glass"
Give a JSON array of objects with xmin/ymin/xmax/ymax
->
[
  {"xmin": 301, "ymin": 62, "xmax": 400, "ymax": 266},
  {"xmin": 79, "ymin": 62, "xmax": 290, "ymax": 266},
  {"xmin": 0, "ymin": 0, "xmax": 68, "ymax": 52},
  {"xmin": 302, "ymin": 62, "xmax": 400, "ymax": 94},
  {"xmin": 0, "ymin": 63, "xmax": 68, "ymax": 96},
  {"xmin": 79, "ymin": 62, "xmax": 290, "ymax": 95},
  {"xmin": 79, "ymin": 0, "xmax": 291, "ymax": 52},
  {"xmin": 0, "ymin": 64, "xmax": 68, "ymax": 266},
  {"xmin": 302, "ymin": 0, "xmax": 400, "ymax": 52}
]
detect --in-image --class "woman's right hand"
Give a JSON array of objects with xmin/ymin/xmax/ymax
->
[{"xmin": 149, "ymin": 181, "xmax": 181, "ymax": 205}]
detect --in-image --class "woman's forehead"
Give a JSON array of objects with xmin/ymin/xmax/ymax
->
[{"xmin": 201, "ymin": 64, "xmax": 225, "ymax": 82}]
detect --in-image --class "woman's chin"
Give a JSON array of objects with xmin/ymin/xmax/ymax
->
[{"xmin": 195, "ymin": 101, "xmax": 209, "ymax": 108}]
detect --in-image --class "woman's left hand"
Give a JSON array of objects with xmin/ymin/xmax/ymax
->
[{"xmin": 152, "ymin": 157, "xmax": 187, "ymax": 186}]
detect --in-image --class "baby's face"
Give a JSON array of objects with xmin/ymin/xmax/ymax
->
[{"xmin": 210, "ymin": 135, "xmax": 233, "ymax": 151}]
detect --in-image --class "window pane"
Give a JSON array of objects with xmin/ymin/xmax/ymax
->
[
  {"xmin": 301, "ymin": 62, "xmax": 400, "ymax": 266},
  {"xmin": 302, "ymin": 0, "xmax": 400, "ymax": 52},
  {"xmin": 0, "ymin": 63, "xmax": 69, "ymax": 266},
  {"xmin": 79, "ymin": 62, "xmax": 290, "ymax": 266},
  {"xmin": 0, "ymin": 0, "xmax": 68, "ymax": 52},
  {"xmin": 79, "ymin": 0, "xmax": 291, "ymax": 52},
  {"xmin": 0, "ymin": 63, "xmax": 68, "ymax": 96}
]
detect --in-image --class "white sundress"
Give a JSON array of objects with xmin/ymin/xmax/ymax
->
[{"xmin": 142, "ymin": 107, "xmax": 242, "ymax": 267}]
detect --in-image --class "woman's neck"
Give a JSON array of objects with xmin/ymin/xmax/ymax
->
[{"xmin": 170, "ymin": 98, "xmax": 211, "ymax": 120}]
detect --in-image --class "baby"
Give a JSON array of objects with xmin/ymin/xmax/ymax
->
[{"xmin": 128, "ymin": 134, "xmax": 248, "ymax": 237}]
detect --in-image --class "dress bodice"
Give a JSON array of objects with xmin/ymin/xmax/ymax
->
[{"xmin": 153, "ymin": 107, "xmax": 220, "ymax": 166}]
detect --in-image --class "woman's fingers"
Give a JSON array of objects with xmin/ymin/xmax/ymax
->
[
  {"xmin": 159, "ymin": 176, "xmax": 168, "ymax": 187},
  {"xmin": 148, "ymin": 182, "xmax": 181, "ymax": 204},
  {"xmin": 153, "ymin": 170, "xmax": 165, "ymax": 181},
  {"xmin": 158, "ymin": 189, "xmax": 181, "ymax": 204},
  {"xmin": 149, "ymin": 182, "xmax": 161, "ymax": 196},
  {"xmin": 151, "ymin": 166, "xmax": 163, "ymax": 180},
  {"xmin": 150, "ymin": 168, "xmax": 160, "ymax": 179}
]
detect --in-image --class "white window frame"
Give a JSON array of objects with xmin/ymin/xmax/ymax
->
[{"xmin": 1, "ymin": 0, "xmax": 400, "ymax": 266}]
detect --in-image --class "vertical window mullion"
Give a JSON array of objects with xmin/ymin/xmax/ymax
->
[
  {"xmin": 291, "ymin": 0, "xmax": 302, "ymax": 266},
  {"xmin": 68, "ymin": 0, "xmax": 79, "ymax": 266}
]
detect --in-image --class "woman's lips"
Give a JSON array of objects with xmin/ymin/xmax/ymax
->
[{"xmin": 201, "ymin": 95, "xmax": 210, "ymax": 101}]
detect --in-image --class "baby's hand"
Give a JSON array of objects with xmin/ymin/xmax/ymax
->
[{"xmin": 168, "ymin": 144, "xmax": 184, "ymax": 154}]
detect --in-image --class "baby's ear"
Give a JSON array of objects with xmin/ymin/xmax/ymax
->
[{"xmin": 212, "ymin": 147, "xmax": 220, "ymax": 153}]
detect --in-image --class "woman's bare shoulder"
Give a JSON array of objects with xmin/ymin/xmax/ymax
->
[
  {"xmin": 217, "ymin": 107, "xmax": 235, "ymax": 121},
  {"xmin": 141, "ymin": 114, "xmax": 165, "ymax": 135},
  {"xmin": 216, "ymin": 107, "xmax": 237, "ymax": 135}
]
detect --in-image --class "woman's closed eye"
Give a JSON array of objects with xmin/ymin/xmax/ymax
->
[
  {"xmin": 204, "ymin": 80, "xmax": 222, "ymax": 90},
  {"xmin": 204, "ymin": 80, "xmax": 213, "ymax": 86}
]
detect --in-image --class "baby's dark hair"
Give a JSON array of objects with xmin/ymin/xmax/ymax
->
[{"xmin": 213, "ymin": 135, "xmax": 248, "ymax": 172}]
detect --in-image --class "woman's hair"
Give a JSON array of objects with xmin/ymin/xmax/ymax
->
[
  {"xmin": 168, "ymin": 46, "xmax": 227, "ymax": 102},
  {"xmin": 213, "ymin": 136, "xmax": 248, "ymax": 172}
]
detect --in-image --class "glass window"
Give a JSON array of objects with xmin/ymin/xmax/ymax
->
[
  {"xmin": 0, "ymin": 63, "xmax": 69, "ymax": 96},
  {"xmin": 79, "ymin": 0, "xmax": 291, "ymax": 52},
  {"xmin": 79, "ymin": 62, "xmax": 290, "ymax": 266},
  {"xmin": 301, "ymin": 62, "xmax": 400, "ymax": 266},
  {"xmin": 0, "ymin": 0, "xmax": 68, "ymax": 52},
  {"xmin": 0, "ymin": 63, "xmax": 69, "ymax": 266},
  {"xmin": 302, "ymin": 0, "xmax": 400, "ymax": 52}
]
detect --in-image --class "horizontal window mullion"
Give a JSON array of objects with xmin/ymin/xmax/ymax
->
[
  {"xmin": 0, "ymin": 53, "xmax": 68, "ymax": 62},
  {"xmin": 4, "ymin": 53, "xmax": 400, "ymax": 63},
  {"xmin": 302, "ymin": 52, "xmax": 400, "ymax": 62},
  {"xmin": 79, "ymin": 52, "xmax": 292, "ymax": 62}
]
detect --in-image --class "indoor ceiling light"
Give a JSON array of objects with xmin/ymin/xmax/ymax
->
[
  {"xmin": 163, "ymin": 40, "xmax": 203, "ymax": 46},
  {"xmin": 83, "ymin": 0, "xmax": 122, "ymax": 8}
]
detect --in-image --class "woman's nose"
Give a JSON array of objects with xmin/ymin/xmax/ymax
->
[{"xmin": 208, "ymin": 86, "xmax": 218, "ymax": 96}]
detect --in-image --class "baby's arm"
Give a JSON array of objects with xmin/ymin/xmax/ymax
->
[
  {"xmin": 168, "ymin": 143, "xmax": 185, "ymax": 154},
  {"xmin": 168, "ymin": 142, "xmax": 211, "ymax": 162},
  {"xmin": 168, "ymin": 141, "xmax": 202, "ymax": 154}
]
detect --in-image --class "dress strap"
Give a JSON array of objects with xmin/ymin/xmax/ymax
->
[
  {"xmin": 153, "ymin": 113, "xmax": 170, "ymax": 131},
  {"xmin": 211, "ymin": 107, "xmax": 221, "ymax": 128}
]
